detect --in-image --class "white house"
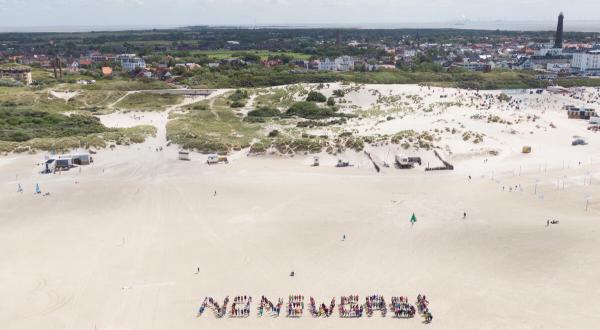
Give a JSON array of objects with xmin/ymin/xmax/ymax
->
[
  {"xmin": 118, "ymin": 54, "xmax": 146, "ymax": 72},
  {"xmin": 318, "ymin": 56, "xmax": 355, "ymax": 72},
  {"xmin": 318, "ymin": 58, "xmax": 337, "ymax": 71},
  {"xmin": 335, "ymin": 56, "xmax": 355, "ymax": 72}
]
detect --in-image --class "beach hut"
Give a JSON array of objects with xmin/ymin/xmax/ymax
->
[
  {"xmin": 313, "ymin": 156, "xmax": 320, "ymax": 167},
  {"xmin": 42, "ymin": 159, "xmax": 55, "ymax": 173},
  {"xmin": 178, "ymin": 150, "xmax": 191, "ymax": 161},
  {"xmin": 61, "ymin": 153, "xmax": 92, "ymax": 165},
  {"xmin": 55, "ymin": 158, "xmax": 73, "ymax": 170}
]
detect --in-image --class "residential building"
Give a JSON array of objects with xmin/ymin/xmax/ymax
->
[
  {"xmin": 318, "ymin": 56, "xmax": 355, "ymax": 72},
  {"xmin": 101, "ymin": 66, "xmax": 113, "ymax": 77},
  {"xmin": 571, "ymin": 50, "xmax": 600, "ymax": 75},
  {"xmin": 0, "ymin": 66, "xmax": 32, "ymax": 85},
  {"xmin": 456, "ymin": 62, "xmax": 492, "ymax": 72},
  {"xmin": 68, "ymin": 61, "xmax": 79, "ymax": 72},
  {"xmin": 516, "ymin": 54, "xmax": 571, "ymax": 70},
  {"xmin": 79, "ymin": 57, "xmax": 93, "ymax": 67},
  {"xmin": 118, "ymin": 54, "xmax": 146, "ymax": 72}
]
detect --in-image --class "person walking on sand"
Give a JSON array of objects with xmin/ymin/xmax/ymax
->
[
  {"xmin": 463, "ymin": 211, "xmax": 467, "ymax": 219},
  {"xmin": 17, "ymin": 183, "xmax": 23, "ymax": 193},
  {"xmin": 214, "ymin": 190, "xmax": 217, "ymax": 197},
  {"xmin": 342, "ymin": 234, "xmax": 346, "ymax": 241}
]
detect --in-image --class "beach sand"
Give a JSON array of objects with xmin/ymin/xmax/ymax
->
[{"xmin": 1, "ymin": 85, "xmax": 599, "ymax": 329}]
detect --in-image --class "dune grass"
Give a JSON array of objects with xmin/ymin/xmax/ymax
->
[
  {"xmin": 0, "ymin": 106, "xmax": 156, "ymax": 153},
  {"xmin": 167, "ymin": 95, "xmax": 262, "ymax": 153},
  {"xmin": 0, "ymin": 125, "xmax": 156, "ymax": 154}
]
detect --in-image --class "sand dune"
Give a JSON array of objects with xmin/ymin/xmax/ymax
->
[{"xmin": 1, "ymin": 85, "xmax": 599, "ymax": 330}]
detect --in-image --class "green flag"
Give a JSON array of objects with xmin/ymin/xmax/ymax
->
[{"xmin": 410, "ymin": 213, "xmax": 417, "ymax": 223}]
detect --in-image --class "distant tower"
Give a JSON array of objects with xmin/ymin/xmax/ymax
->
[
  {"xmin": 336, "ymin": 30, "xmax": 341, "ymax": 48},
  {"xmin": 554, "ymin": 12, "xmax": 564, "ymax": 49}
]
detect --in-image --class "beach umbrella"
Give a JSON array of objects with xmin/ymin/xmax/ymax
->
[
  {"xmin": 410, "ymin": 213, "xmax": 417, "ymax": 224},
  {"xmin": 35, "ymin": 183, "xmax": 41, "ymax": 194}
]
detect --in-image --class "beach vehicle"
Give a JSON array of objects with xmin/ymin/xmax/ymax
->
[
  {"xmin": 572, "ymin": 138, "xmax": 587, "ymax": 146},
  {"xmin": 178, "ymin": 150, "xmax": 191, "ymax": 161},
  {"xmin": 395, "ymin": 155, "xmax": 415, "ymax": 169},
  {"xmin": 336, "ymin": 159, "xmax": 351, "ymax": 167},
  {"xmin": 407, "ymin": 157, "xmax": 422, "ymax": 166},
  {"xmin": 207, "ymin": 154, "xmax": 229, "ymax": 165},
  {"xmin": 522, "ymin": 146, "xmax": 532, "ymax": 154}
]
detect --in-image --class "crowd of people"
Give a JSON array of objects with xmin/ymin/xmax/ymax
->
[
  {"xmin": 390, "ymin": 296, "xmax": 416, "ymax": 318},
  {"xmin": 230, "ymin": 296, "xmax": 252, "ymax": 317},
  {"xmin": 287, "ymin": 295, "xmax": 304, "ymax": 317},
  {"xmin": 417, "ymin": 294, "xmax": 433, "ymax": 323},
  {"xmin": 197, "ymin": 294, "xmax": 432, "ymax": 323},
  {"xmin": 339, "ymin": 295, "xmax": 363, "ymax": 318},
  {"xmin": 197, "ymin": 296, "xmax": 228, "ymax": 318},
  {"xmin": 365, "ymin": 294, "xmax": 387, "ymax": 317},
  {"xmin": 309, "ymin": 297, "xmax": 336, "ymax": 317},
  {"xmin": 258, "ymin": 296, "xmax": 283, "ymax": 317}
]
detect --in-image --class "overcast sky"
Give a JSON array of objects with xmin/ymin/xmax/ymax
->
[{"xmin": 0, "ymin": 0, "xmax": 598, "ymax": 30}]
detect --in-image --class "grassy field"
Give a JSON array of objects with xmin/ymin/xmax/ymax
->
[
  {"xmin": 0, "ymin": 88, "xmax": 81, "ymax": 112},
  {"xmin": 167, "ymin": 94, "xmax": 262, "ymax": 153},
  {"xmin": 253, "ymin": 85, "xmax": 308, "ymax": 109},
  {"xmin": 0, "ymin": 107, "xmax": 107, "ymax": 142},
  {"xmin": 0, "ymin": 87, "xmax": 130, "ymax": 113},
  {"xmin": 0, "ymin": 124, "xmax": 157, "ymax": 153},
  {"xmin": 191, "ymin": 50, "xmax": 312, "ymax": 60},
  {"xmin": 114, "ymin": 92, "xmax": 183, "ymax": 111},
  {"xmin": 71, "ymin": 90, "xmax": 127, "ymax": 112},
  {"xmin": 184, "ymin": 66, "xmax": 550, "ymax": 90},
  {"xmin": 0, "ymin": 106, "xmax": 157, "ymax": 153}
]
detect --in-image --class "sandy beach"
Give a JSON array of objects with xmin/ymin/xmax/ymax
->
[{"xmin": 1, "ymin": 84, "xmax": 599, "ymax": 330}]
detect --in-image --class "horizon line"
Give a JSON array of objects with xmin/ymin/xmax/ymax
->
[{"xmin": 2, "ymin": 19, "xmax": 600, "ymax": 34}]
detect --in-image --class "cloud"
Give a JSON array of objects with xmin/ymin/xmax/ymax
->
[{"xmin": 0, "ymin": 0, "xmax": 597, "ymax": 28}]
